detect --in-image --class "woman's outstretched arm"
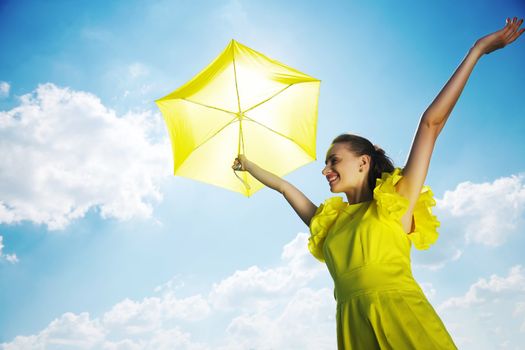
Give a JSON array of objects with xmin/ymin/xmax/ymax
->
[
  {"xmin": 233, "ymin": 155, "xmax": 318, "ymax": 227},
  {"xmin": 397, "ymin": 17, "xmax": 524, "ymax": 233}
]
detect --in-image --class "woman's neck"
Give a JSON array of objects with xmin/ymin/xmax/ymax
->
[{"xmin": 345, "ymin": 185, "xmax": 373, "ymax": 205}]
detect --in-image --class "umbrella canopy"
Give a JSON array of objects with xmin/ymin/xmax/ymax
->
[{"xmin": 156, "ymin": 39, "xmax": 320, "ymax": 197}]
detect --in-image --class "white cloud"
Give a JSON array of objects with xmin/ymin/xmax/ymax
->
[
  {"xmin": 0, "ymin": 83, "xmax": 171, "ymax": 230},
  {"xmin": 141, "ymin": 328, "xmax": 208, "ymax": 350},
  {"xmin": 208, "ymin": 233, "xmax": 325, "ymax": 311},
  {"xmin": 3, "ymin": 312, "xmax": 106, "ymax": 350},
  {"xmin": 438, "ymin": 265, "xmax": 525, "ymax": 349},
  {"xmin": 1, "ymin": 233, "xmax": 336, "ymax": 349},
  {"xmin": 4, "ymin": 312, "xmax": 208, "ymax": 350},
  {"xmin": 0, "ymin": 81, "xmax": 9, "ymax": 98},
  {"xmin": 0, "ymin": 235, "xmax": 19, "ymax": 264},
  {"xmin": 437, "ymin": 174, "xmax": 525, "ymax": 246},
  {"xmin": 439, "ymin": 265, "xmax": 525, "ymax": 310},
  {"xmin": 220, "ymin": 287, "xmax": 335, "ymax": 350},
  {"xmin": 102, "ymin": 294, "xmax": 211, "ymax": 335}
]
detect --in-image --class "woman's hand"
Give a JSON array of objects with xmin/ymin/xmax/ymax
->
[
  {"xmin": 473, "ymin": 17, "xmax": 524, "ymax": 55},
  {"xmin": 232, "ymin": 154, "xmax": 249, "ymax": 171}
]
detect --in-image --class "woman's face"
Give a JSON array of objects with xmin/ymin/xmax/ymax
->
[{"xmin": 322, "ymin": 143, "xmax": 368, "ymax": 193}]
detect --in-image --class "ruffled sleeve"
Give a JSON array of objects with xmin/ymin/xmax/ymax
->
[
  {"xmin": 373, "ymin": 168, "xmax": 440, "ymax": 250},
  {"xmin": 308, "ymin": 197, "xmax": 348, "ymax": 262}
]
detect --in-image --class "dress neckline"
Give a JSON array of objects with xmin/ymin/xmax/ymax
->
[
  {"xmin": 343, "ymin": 199, "xmax": 372, "ymax": 207},
  {"xmin": 342, "ymin": 199, "xmax": 372, "ymax": 213}
]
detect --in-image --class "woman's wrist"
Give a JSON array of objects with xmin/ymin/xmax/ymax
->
[
  {"xmin": 469, "ymin": 45, "xmax": 485, "ymax": 59},
  {"xmin": 244, "ymin": 159, "xmax": 255, "ymax": 173}
]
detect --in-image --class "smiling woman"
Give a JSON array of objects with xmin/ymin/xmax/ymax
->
[
  {"xmin": 232, "ymin": 17, "xmax": 524, "ymax": 349},
  {"xmin": 323, "ymin": 134, "xmax": 394, "ymax": 198}
]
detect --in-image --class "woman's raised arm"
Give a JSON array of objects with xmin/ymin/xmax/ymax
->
[
  {"xmin": 233, "ymin": 155, "xmax": 318, "ymax": 227},
  {"xmin": 396, "ymin": 17, "xmax": 524, "ymax": 232}
]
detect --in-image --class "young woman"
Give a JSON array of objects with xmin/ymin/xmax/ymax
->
[{"xmin": 232, "ymin": 18, "xmax": 524, "ymax": 349}]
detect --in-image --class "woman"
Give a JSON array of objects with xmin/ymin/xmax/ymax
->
[{"xmin": 232, "ymin": 18, "xmax": 524, "ymax": 349}]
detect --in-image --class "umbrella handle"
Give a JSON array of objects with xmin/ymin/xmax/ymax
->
[{"xmin": 233, "ymin": 168, "xmax": 251, "ymax": 192}]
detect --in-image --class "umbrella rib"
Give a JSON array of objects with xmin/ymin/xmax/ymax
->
[
  {"xmin": 242, "ymin": 116, "xmax": 310, "ymax": 155},
  {"xmin": 232, "ymin": 49, "xmax": 242, "ymax": 114},
  {"xmin": 182, "ymin": 98, "xmax": 237, "ymax": 116},
  {"xmin": 232, "ymin": 47, "xmax": 246, "ymax": 156},
  {"xmin": 189, "ymin": 116, "xmax": 240, "ymax": 153},
  {"xmin": 243, "ymin": 83, "xmax": 294, "ymax": 114}
]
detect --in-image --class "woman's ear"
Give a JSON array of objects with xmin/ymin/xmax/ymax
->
[{"xmin": 360, "ymin": 154, "xmax": 371, "ymax": 168}]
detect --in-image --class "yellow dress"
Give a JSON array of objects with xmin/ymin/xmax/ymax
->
[{"xmin": 308, "ymin": 168, "xmax": 457, "ymax": 349}]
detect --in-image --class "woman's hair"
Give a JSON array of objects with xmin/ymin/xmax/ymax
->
[{"xmin": 331, "ymin": 133, "xmax": 395, "ymax": 191}]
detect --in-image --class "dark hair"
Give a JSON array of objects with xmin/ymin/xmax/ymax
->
[{"xmin": 331, "ymin": 133, "xmax": 395, "ymax": 191}]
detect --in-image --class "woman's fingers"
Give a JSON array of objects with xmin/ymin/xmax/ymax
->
[
  {"xmin": 511, "ymin": 17, "xmax": 523, "ymax": 33},
  {"xmin": 507, "ymin": 27, "xmax": 525, "ymax": 44},
  {"xmin": 499, "ymin": 17, "xmax": 523, "ymax": 43},
  {"xmin": 504, "ymin": 17, "xmax": 518, "ymax": 32},
  {"xmin": 505, "ymin": 17, "xmax": 512, "ymax": 30},
  {"xmin": 505, "ymin": 18, "xmax": 524, "ymax": 44},
  {"xmin": 498, "ymin": 19, "xmax": 514, "ymax": 42},
  {"xmin": 509, "ymin": 18, "xmax": 522, "ymax": 31},
  {"xmin": 232, "ymin": 157, "xmax": 245, "ymax": 171},
  {"xmin": 505, "ymin": 17, "xmax": 518, "ymax": 31}
]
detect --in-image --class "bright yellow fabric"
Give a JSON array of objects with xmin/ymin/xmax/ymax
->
[
  {"xmin": 156, "ymin": 39, "xmax": 320, "ymax": 196},
  {"xmin": 309, "ymin": 168, "xmax": 457, "ymax": 349}
]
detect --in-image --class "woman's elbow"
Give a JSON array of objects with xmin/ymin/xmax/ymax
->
[
  {"xmin": 421, "ymin": 114, "xmax": 445, "ymax": 134},
  {"xmin": 421, "ymin": 113, "xmax": 437, "ymax": 127}
]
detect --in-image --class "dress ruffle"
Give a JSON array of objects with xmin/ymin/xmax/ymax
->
[
  {"xmin": 373, "ymin": 168, "xmax": 409, "ymax": 221},
  {"xmin": 373, "ymin": 168, "xmax": 440, "ymax": 250},
  {"xmin": 409, "ymin": 186, "xmax": 440, "ymax": 249},
  {"xmin": 308, "ymin": 196, "xmax": 348, "ymax": 262}
]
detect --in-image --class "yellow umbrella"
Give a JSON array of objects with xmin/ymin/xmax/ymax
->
[{"xmin": 155, "ymin": 39, "xmax": 320, "ymax": 197}]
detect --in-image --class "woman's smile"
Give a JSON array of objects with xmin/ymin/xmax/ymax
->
[{"xmin": 327, "ymin": 174, "xmax": 339, "ymax": 185}]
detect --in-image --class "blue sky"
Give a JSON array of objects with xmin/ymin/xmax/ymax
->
[{"xmin": 1, "ymin": 0, "xmax": 524, "ymax": 348}]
